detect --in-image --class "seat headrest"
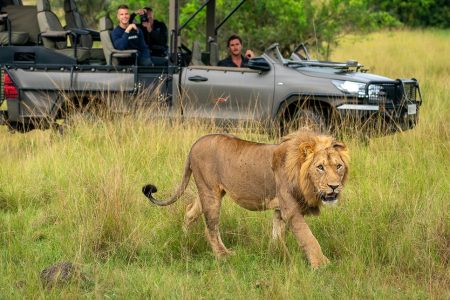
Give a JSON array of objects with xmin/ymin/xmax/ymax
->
[
  {"xmin": 36, "ymin": 0, "xmax": 51, "ymax": 13},
  {"xmin": 63, "ymin": 0, "xmax": 77, "ymax": 13},
  {"xmin": 98, "ymin": 16, "xmax": 113, "ymax": 31},
  {"xmin": 209, "ymin": 42, "xmax": 219, "ymax": 66}
]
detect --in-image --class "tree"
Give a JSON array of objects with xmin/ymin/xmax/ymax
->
[
  {"xmin": 368, "ymin": 0, "xmax": 450, "ymax": 28},
  {"xmin": 58, "ymin": 0, "xmax": 170, "ymax": 28},
  {"xmin": 177, "ymin": 0, "xmax": 397, "ymax": 60},
  {"xmin": 71, "ymin": 0, "xmax": 445, "ymax": 60}
]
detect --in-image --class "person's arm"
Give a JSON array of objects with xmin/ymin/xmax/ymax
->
[
  {"xmin": 245, "ymin": 49, "xmax": 255, "ymax": 58},
  {"xmin": 131, "ymin": 9, "xmax": 147, "ymax": 25},
  {"xmin": 129, "ymin": 12, "xmax": 138, "ymax": 24},
  {"xmin": 112, "ymin": 25, "xmax": 138, "ymax": 50},
  {"xmin": 111, "ymin": 28, "xmax": 129, "ymax": 50},
  {"xmin": 150, "ymin": 21, "xmax": 168, "ymax": 48},
  {"xmin": 137, "ymin": 28, "xmax": 151, "ymax": 58},
  {"xmin": 159, "ymin": 22, "xmax": 168, "ymax": 48},
  {"xmin": 137, "ymin": 24, "xmax": 150, "ymax": 46}
]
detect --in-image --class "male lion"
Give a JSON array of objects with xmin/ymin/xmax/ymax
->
[{"xmin": 142, "ymin": 130, "xmax": 349, "ymax": 268}]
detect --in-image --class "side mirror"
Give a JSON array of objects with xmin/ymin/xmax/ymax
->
[
  {"xmin": 346, "ymin": 59, "xmax": 358, "ymax": 67},
  {"xmin": 247, "ymin": 57, "xmax": 271, "ymax": 72}
]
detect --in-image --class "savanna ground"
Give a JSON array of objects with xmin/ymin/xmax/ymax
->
[{"xmin": 0, "ymin": 30, "xmax": 448, "ymax": 299}]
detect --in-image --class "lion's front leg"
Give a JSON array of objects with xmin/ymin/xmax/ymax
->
[{"xmin": 288, "ymin": 213, "xmax": 329, "ymax": 269}]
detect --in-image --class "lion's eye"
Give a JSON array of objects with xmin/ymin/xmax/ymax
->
[
  {"xmin": 337, "ymin": 164, "xmax": 343, "ymax": 170},
  {"xmin": 317, "ymin": 165, "xmax": 325, "ymax": 171}
]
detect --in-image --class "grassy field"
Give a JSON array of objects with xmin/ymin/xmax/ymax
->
[{"xmin": 0, "ymin": 29, "xmax": 449, "ymax": 299}]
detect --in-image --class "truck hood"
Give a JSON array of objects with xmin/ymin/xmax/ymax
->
[{"xmin": 293, "ymin": 66, "xmax": 395, "ymax": 83}]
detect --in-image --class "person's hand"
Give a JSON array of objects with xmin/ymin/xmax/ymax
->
[
  {"xmin": 245, "ymin": 49, "xmax": 255, "ymax": 58},
  {"xmin": 142, "ymin": 21, "xmax": 152, "ymax": 32},
  {"xmin": 135, "ymin": 9, "xmax": 146, "ymax": 15},
  {"xmin": 125, "ymin": 23, "xmax": 138, "ymax": 33}
]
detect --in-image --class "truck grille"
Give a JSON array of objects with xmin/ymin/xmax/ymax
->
[
  {"xmin": 367, "ymin": 82, "xmax": 400, "ymax": 106},
  {"xmin": 401, "ymin": 80, "xmax": 420, "ymax": 102},
  {"xmin": 366, "ymin": 79, "xmax": 421, "ymax": 108}
]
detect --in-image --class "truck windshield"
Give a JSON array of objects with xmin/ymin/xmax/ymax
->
[{"xmin": 264, "ymin": 44, "xmax": 286, "ymax": 64}]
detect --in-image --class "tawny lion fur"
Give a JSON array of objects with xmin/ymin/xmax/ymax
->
[{"xmin": 142, "ymin": 129, "xmax": 349, "ymax": 268}]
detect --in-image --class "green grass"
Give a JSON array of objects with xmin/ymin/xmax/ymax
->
[{"xmin": 0, "ymin": 29, "xmax": 449, "ymax": 298}]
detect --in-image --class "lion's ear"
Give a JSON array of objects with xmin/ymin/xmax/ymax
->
[
  {"xmin": 332, "ymin": 141, "xmax": 347, "ymax": 151},
  {"xmin": 333, "ymin": 140, "xmax": 350, "ymax": 164},
  {"xmin": 299, "ymin": 141, "xmax": 315, "ymax": 160}
]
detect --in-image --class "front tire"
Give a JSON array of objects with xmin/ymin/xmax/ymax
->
[{"xmin": 280, "ymin": 106, "xmax": 328, "ymax": 135}]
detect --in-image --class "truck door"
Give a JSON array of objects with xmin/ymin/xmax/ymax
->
[{"xmin": 181, "ymin": 64, "xmax": 275, "ymax": 121}]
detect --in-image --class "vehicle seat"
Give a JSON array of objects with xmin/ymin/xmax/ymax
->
[
  {"xmin": 63, "ymin": 0, "xmax": 104, "ymax": 62},
  {"xmin": 64, "ymin": 0, "xmax": 91, "ymax": 47},
  {"xmin": 98, "ymin": 16, "xmax": 137, "ymax": 65},
  {"xmin": 0, "ymin": 5, "xmax": 40, "ymax": 45},
  {"xmin": 190, "ymin": 40, "xmax": 204, "ymax": 66},
  {"xmin": 209, "ymin": 42, "xmax": 219, "ymax": 66},
  {"xmin": 36, "ymin": 0, "xmax": 91, "ymax": 62},
  {"xmin": 0, "ymin": 15, "xmax": 28, "ymax": 45}
]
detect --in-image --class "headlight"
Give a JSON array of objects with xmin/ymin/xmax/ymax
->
[
  {"xmin": 367, "ymin": 84, "xmax": 386, "ymax": 101},
  {"xmin": 332, "ymin": 80, "xmax": 366, "ymax": 97}
]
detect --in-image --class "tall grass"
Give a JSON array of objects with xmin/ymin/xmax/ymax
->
[{"xmin": 0, "ymin": 29, "xmax": 449, "ymax": 298}]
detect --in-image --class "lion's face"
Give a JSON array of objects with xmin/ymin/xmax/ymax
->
[
  {"xmin": 308, "ymin": 147, "xmax": 347, "ymax": 205},
  {"xmin": 279, "ymin": 131, "xmax": 350, "ymax": 210}
]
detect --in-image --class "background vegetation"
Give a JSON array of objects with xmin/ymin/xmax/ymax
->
[
  {"xmin": 40, "ymin": 0, "xmax": 449, "ymax": 58},
  {"xmin": 0, "ymin": 29, "xmax": 448, "ymax": 298}
]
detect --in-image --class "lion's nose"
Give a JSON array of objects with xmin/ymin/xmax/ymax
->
[{"xmin": 328, "ymin": 184, "xmax": 339, "ymax": 191}]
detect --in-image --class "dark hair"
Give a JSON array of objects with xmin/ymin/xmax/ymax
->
[
  {"xmin": 117, "ymin": 4, "xmax": 129, "ymax": 10},
  {"xmin": 143, "ymin": 7, "xmax": 153, "ymax": 12},
  {"xmin": 227, "ymin": 34, "xmax": 242, "ymax": 47}
]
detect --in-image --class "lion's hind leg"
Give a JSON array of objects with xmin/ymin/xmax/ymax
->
[
  {"xmin": 272, "ymin": 209, "xmax": 286, "ymax": 242},
  {"xmin": 183, "ymin": 198, "xmax": 202, "ymax": 233},
  {"xmin": 199, "ymin": 188, "xmax": 232, "ymax": 257}
]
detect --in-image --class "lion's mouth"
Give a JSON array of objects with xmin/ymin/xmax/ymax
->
[{"xmin": 320, "ymin": 192, "xmax": 338, "ymax": 204}]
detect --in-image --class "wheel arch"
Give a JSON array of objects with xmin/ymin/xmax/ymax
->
[{"xmin": 275, "ymin": 94, "xmax": 334, "ymax": 124}]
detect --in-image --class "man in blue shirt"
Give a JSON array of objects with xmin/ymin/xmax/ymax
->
[{"xmin": 111, "ymin": 5, "xmax": 153, "ymax": 66}]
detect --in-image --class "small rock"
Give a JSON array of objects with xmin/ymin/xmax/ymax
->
[
  {"xmin": 14, "ymin": 280, "xmax": 26, "ymax": 289},
  {"xmin": 40, "ymin": 261, "xmax": 87, "ymax": 289},
  {"xmin": 255, "ymin": 280, "xmax": 270, "ymax": 289}
]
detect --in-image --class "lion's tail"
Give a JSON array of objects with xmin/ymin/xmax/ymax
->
[{"xmin": 142, "ymin": 155, "xmax": 192, "ymax": 206}]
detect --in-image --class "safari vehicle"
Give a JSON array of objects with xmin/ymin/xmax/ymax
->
[{"xmin": 0, "ymin": 0, "xmax": 422, "ymax": 133}]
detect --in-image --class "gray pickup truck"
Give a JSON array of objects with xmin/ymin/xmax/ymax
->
[{"xmin": 0, "ymin": 0, "xmax": 422, "ymax": 134}]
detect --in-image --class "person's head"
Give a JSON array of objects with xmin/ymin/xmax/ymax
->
[
  {"xmin": 144, "ymin": 7, "xmax": 153, "ymax": 22},
  {"xmin": 117, "ymin": 5, "xmax": 130, "ymax": 27},
  {"xmin": 141, "ymin": 7, "xmax": 153, "ymax": 26},
  {"xmin": 227, "ymin": 34, "xmax": 243, "ymax": 57}
]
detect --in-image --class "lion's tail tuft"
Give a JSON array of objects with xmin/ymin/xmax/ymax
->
[
  {"xmin": 142, "ymin": 183, "xmax": 176, "ymax": 206},
  {"xmin": 142, "ymin": 155, "xmax": 192, "ymax": 207},
  {"xmin": 142, "ymin": 184, "xmax": 158, "ymax": 198}
]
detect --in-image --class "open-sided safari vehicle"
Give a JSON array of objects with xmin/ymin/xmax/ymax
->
[{"xmin": 0, "ymin": 0, "xmax": 422, "ymax": 134}]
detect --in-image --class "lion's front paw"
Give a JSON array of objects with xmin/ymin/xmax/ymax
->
[
  {"xmin": 310, "ymin": 255, "xmax": 330, "ymax": 269},
  {"xmin": 214, "ymin": 248, "xmax": 234, "ymax": 258}
]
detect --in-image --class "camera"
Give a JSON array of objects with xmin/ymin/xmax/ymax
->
[{"xmin": 140, "ymin": 10, "xmax": 148, "ymax": 22}]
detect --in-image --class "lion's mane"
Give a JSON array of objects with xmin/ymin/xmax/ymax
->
[{"xmin": 281, "ymin": 130, "xmax": 350, "ymax": 214}]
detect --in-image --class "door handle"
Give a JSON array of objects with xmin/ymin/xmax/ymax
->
[{"xmin": 188, "ymin": 75, "xmax": 208, "ymax": 82}]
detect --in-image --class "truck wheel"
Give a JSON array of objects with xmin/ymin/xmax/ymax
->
[{"xmin": 281, "ymin": 106, "xmax": 327, "ymax": 135}]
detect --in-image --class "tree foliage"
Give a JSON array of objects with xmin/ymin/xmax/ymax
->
[
  {"xmin": 47, "ymin": 0, "xmax": 170, "ymax": 28},
  {"xmin": 66, "ymin": 0, "xmax": 447, "ymax": 59},
  {"xmin": 368, "ymin": 0, "xmax": 450, "ymax": 28},
  {"xmin": 177, "ymin": 0, "xmax": 399, "ymax": 59}
]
